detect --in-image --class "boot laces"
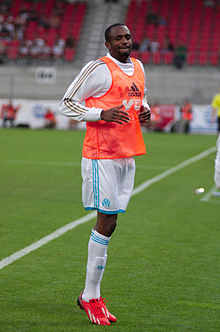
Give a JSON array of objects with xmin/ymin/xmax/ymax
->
[{"xmin": 89, "ymin": 298, "xmax": 105, "ymax": 317}]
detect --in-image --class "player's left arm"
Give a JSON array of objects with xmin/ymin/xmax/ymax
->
[
  {"xmin": 137, "ymin": 59, "xmax": 151, "ymax": 123},
  {"xmin": 139, "ymin": 94, "xmax": 151, "ymax": 123}
]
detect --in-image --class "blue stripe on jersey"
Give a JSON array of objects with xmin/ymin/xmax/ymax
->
[{"xmin": 91, "ymin": 230, "xmax": 109, "ymax": 246}]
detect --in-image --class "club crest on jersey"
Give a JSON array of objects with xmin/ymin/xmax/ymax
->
[
  {"xmin": 102, "ymin": 198, "xmax": 110, "ymax": 208},
  {"xmin": 128, "ymin": 82, "xmax": 141, "ymax": 97}
]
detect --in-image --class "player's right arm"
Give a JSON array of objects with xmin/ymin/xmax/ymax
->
[
  {"xmin": 59, "ymin": 60, "xmax": 105, "ymax": 122},
  {"xmin": 59, "ymin": 60, "xmax": 130, "ymax": 124}
]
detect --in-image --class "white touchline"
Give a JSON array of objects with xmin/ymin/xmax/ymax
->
[
  {"xmin": 0, "ymin": 159, "xmax": 167, "ymax": 170},
  {"xmin": 0, "ymin": 160, "xmax": 80, "ymax": 167},
  {"xmin": 132, "ymin": 146, "xmax": 216, "ymax": 196},
  {"xmin": 0, "ymin": 146, "xmax": 216, "ymax": 271}
]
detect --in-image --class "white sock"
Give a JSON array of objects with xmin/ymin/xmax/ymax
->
[{"xmin": 82, "ymin": 230, "xmax": 110, "ymax": 302}]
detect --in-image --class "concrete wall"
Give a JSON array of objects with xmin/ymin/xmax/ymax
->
[{"xmin": 0, "ymin": 63, "xmax": 219, "ymax": 104}]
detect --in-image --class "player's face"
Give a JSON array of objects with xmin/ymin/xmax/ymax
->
[{"xmin": 105, "ymin": 25, "xmax": 132, "ymax": 63}]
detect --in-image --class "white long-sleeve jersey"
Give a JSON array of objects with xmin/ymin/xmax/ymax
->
[{"xmin": 59, "ymin": 53, "xmax": 150, "ymax": 122}]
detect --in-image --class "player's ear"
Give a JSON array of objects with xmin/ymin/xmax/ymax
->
[{"xmin": 105, "ymin": 41, "xmax": 110, "ymax": 50}]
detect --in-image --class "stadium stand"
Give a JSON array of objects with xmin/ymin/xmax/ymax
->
[
  {"xmin": 0, "ymin": 0, "xmax": 219, "ymax": 67},
  {"xmin": 126, "ymin": 0, "xmax": 220, "ymax": 66},
  {"xmin": 0, "ymin": 0, "xmax": 86, "ymax": 64}
]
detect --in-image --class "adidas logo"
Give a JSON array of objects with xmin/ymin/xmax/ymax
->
[{"xmin": 128, "ymin": 82, "xmax": 141, "ymax": 97}]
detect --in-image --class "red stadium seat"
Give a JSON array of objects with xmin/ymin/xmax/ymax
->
[
  {"xmin": 210, "ymin": 53, "xmax": 219, "ymax": 66},
  {"xmin": 130, "ymin": 50, "xmax": 140, "ymax": 59},
  {"xmin": 164, "ymin": 52, "xmax": 174, "ymax": 64},
  {"xmin": 141, "ymin": 51, "xmax": 151, "ymax": 64},
  {"xmin": 64, "ymin": 48, "xmax": 75, "ymax": 61},
  {"xmin": 7, "ymin": 45, "xmax": 19, "ymax": 60},
  {"xmin": 198, "ymin": 53, "xmax": 208, "ymax": 65},
  {"xmin": 187, "ymin": 52, "xmax": 196, "ymax": 65},
  {"xmin": 152, "ymin": 52, "xmax": 161, "ymax": 64}
]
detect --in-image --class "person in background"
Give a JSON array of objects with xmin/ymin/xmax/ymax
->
[
  {"xmin": 211, "ymin": 86, "xmax": 220, "ymax": 134},
  {"xmin": 44, "ymin": 108, "xmax": 56, "ymax": 128},
  {"xmin": 149, "ymin": 102, "xmax": 161, "ymax": 131},
  {"xmin": 59, "ymin": 23, "xmax": 151, "ymax": 326},
  {"xmin": 173, "ymin": 43, "xmax": 187, "ymax": 69},
  {"xmin": 139, "ymin": 36, "xmax": 151, "ymax": 52},
  {"xmin": 179, "ymin": 99, "xmax": 193, "ymax": 133},
  {"xmin": 1, "ymin": 101, "xmax": 19, "ymax": 128},
  {"xmin": 214, "ymin": 134, "xmax": 220, "ymax": 195}
]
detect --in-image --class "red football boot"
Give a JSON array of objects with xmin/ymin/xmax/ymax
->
[
  {"xmin": 99, "ymin": 297, "xmax": 117, "ymax": 322},
  {"xmin": 77, "ymin": 292, "xmax": 110, "ymax": 326}
]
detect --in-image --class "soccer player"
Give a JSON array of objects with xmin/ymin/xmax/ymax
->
[
  {"xmin": 211, "ymin": 87, "xmax": 220, "ymax": 134},
  {"xmin": 59, "ymin": 23, "xmax": 151, "ymax": 326},
  {"xmin": 214, "ymin": 134, "xmax": 220, "ymax": 193}
]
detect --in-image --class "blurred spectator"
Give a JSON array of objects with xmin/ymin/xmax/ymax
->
[
  {"xmin": 204, "ymin": 0, "xmax": 214, "ymax": 7},
  {"xmin": 161, "ymin": 36, "xmax": 174, "ymax": 54},
  {"xmin": 44, "ymin": 108, "xmax": 56, "ymax": 128},
  {"xmin": 52, "ymin": 38, "xmax": 65, "ymax": 61},
  {"xmin": 132, "ymin": 41, "xmax": 140, "ymax": 50},
  {"xmin": 0, "ymin": 40, "xmax": 7, "ymax": 63},
  {"xmin": 4, "ymin": 15, "xmax": 14, "ymax": 35},
  {"xmin": 179, "ymin": 99, "xmax": 193, "ymax": 133},
  {"xmin": 19, "ymin": 40, "xmax": 29, "ymax": 59},
  {"xmin": 0, "ymin": 22, "xmax": 11, "ymax": 41},
  {"xmin": 0, "ymin": 0, "xmax": 85, "ymax": 64},
  {"xmin": 139, "ymin": 37, "xmax": 151, "ymax": 52},
  {"xmin": 65, "ymin": 35, "xmax": 75, "ymax": 48},
  {"xmin": 29, "ymin": 39, "xmax": 42, "ymax": 59},
  {"xmin": 173, "ymin": 43, "xmax": 187, "ymax": 69},
  {"xmin": 40, "ymin": 44, "xmax": 51, "ymax": 60},
  {"xmin": 150, "ymin": 38, "xmax": 160, "ymax": 53},
  {"xmin": 146, "ymin": 12, "xmax": 159, "ymax": 25},
  {"xmin": 1, "ymin": 101, "xmax": 19, "ymax": 128},
  {"xmin": 158, "ymin": 16, "xmax": 167, "ymax": 26},
  {"xmin": 49, "ymin": 11, "xmax": 60, "ymax": 28},
  {"xmin": 0, "ymin": 2, "xmax": 9, "ymax": 16}
]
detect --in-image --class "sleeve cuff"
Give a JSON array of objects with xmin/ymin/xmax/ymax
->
[{"xmin": 83, "ymin": 108, "xmax": 103, "ymax": 121}]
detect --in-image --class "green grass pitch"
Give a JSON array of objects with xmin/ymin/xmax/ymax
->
[{"xmin": 0, "ymin": 129, "xmax": 219, "ymax": 332}]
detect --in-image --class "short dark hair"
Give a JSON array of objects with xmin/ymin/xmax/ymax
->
[{"xmin": 104, "ymin": 23, "xmax": 126, "ymax": 42}]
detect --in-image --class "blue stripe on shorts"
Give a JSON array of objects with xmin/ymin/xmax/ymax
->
[{"xmin": 92, "ymin": 160, "xmax": 99, "ymax": 208}]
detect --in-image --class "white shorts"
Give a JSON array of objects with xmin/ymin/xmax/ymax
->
[{"xmin": 81, "ymin": 157, "xmax": 135, "ymax": 214}]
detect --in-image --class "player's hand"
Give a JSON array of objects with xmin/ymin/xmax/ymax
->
[
  {"xmin": 101, "ymin": 105, "xmax": 130, "ymax": 124},
  {"xmin": 138, "ymin": 105, "xmax": 151, "ymax": 123}
]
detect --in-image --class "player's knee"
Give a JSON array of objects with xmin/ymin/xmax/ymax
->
[{"xmin": 109, "ymin": 220, "xmax": 117, "ymax": 234}]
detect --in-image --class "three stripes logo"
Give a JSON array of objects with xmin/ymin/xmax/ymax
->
[{"xmin": 128, "ymin": 82, "xmax": 141, "ymax": 97}]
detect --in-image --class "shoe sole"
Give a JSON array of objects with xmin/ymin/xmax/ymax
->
[{"xmin": 77, "ymin": 296, "xmax": 84, "ymax": 310}]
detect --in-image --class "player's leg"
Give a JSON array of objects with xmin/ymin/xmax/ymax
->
[
  {"xmin": 82, "ymin": 211, "xmax": 117, "ymax": 299},
  {"xmin": 83, "ymin": 216, "xmax": 114, "ymax": 302},
  {"xmin": 78, "ymin": 216, "xmax": 117, "ymax": 323},
  {"xmin": 81, "ymin": 157, "xmax": 122, "ymax": 301},
  {"xmin": 94, "ymin": 211, "xmax": 117, "ymax": 236},
  {"xmin": 79, "ymin": 158, "xmax": 121, "ymax": 324}
]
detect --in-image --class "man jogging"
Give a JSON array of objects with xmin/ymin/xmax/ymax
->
[{"xmin": 59, "ymin": 23, "xmax": 151, "ymax": 326}]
